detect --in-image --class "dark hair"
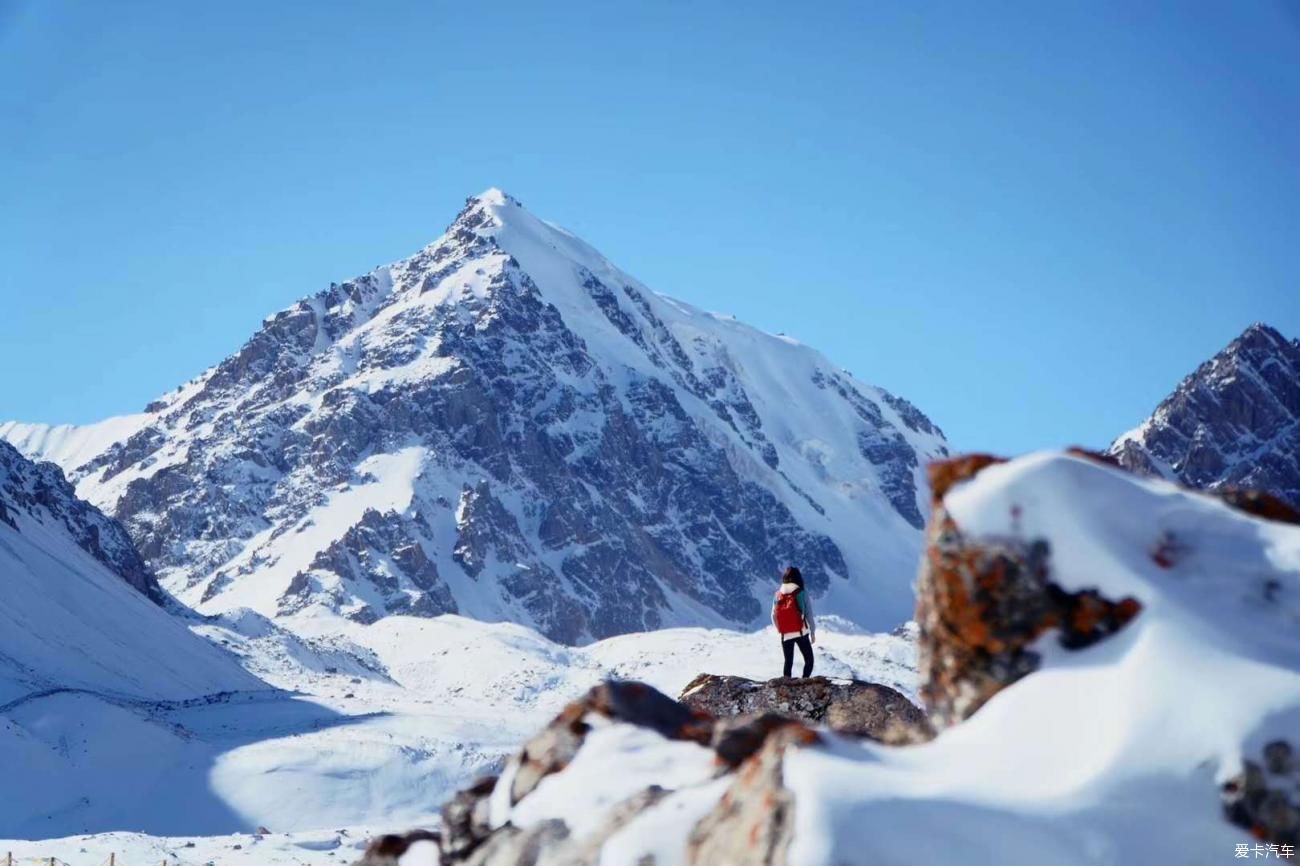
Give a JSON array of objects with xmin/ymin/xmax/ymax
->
[{"xmin": 781, "ymin": 566, "xmax": 804, "ymax": 588}]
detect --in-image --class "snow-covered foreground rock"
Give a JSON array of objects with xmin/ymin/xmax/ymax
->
[
  {"xmin": 814, "ymin": 451, "xmax": 1300, "ymax": 863},
  {"xmin": 365, "ymin": 451, "xmax": 1300, "ymax": 866},
  {"xmin": 2, "ymin": 188, "xmax": 946, "ymax": 642}
]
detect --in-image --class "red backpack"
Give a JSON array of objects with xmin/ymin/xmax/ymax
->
[{"xmin": 774, "ymin": 590, "xmax": 804, "ymax": 633}]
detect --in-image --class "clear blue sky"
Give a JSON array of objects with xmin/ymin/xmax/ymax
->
[{"xmin": 2, "ymin": 1, "xmax": 1298, "ymax": 454}]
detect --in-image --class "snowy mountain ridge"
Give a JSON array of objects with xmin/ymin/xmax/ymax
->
[
  {"xmin": 1110, "ymin": 322, "xmax": 1300, "ymax": 506},
  {"xmin": 2, "ymin": 188, "xmax": 947, "ymax": 642},
  {"xmin": 0, "ymin": 439, "xmax": 161, "ymax": 603},
  {"xmin": 0, "ymin": 441, "xmax": 260, "ymax": 707}
]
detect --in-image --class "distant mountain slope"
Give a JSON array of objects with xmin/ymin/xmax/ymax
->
[
  {"xmin": 0, "ymin": 441, "xmax": 260, "ymax": 704},
  {"xmin": 1, "ymin": 189, "xmax": 947, "ymax": 641},
  {"xmin": 0, "ymin": 414, "xmax": 150, "ymax": 472},
  {"xmin": 1109, "ymin": 323, "xmax": 1300, "ymax": 505},
  {"xmin": 0, "ymin": 440, "xmax": 161, "ymax": 603}
]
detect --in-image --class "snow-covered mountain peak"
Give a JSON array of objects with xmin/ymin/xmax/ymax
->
[
  {"xmin": 2, "ymin": 190, "xmax": 947, "ymax": 642},
  {"xmin": 468, "ymin": 185, "xmax": 515, "ymax": 206},
  {"xmin": 430, "ymin": 187, "xmax": 532, "ymax": 250},
  {"xmin": 1198, "ymin": 321, "xmax": 1298, "ymax": 386},
  {"xmin": 1234, "ymin": 320, "xmax": 1291, "ymax": 350}
]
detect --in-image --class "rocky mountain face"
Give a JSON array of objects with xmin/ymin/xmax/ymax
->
[
  {"xmin": 1109, "ymin": 323, "xmax": 1300, "ymax": 507},
  {"xmin": 0, "ymin": 440, "xmax": 162, "ymax": 602},
  {"xmin": 2, "ymin": 189, "xmax": 946, "ymax": 642}
]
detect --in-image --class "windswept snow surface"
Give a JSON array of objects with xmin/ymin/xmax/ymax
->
[
  {"xmin": 0, "ymin": 827, "xmax": 387, "ymax": 866},
  {"xmin": 0, "ymin": 450, "xmax": 274, "ymax": 838}
]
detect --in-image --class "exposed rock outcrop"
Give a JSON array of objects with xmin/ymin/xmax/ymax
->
[
  {"xmin": 439, "ymin": 776, "xmax": 497, "ymax": 861},
  {"xmin": 358, "ymin": 829, "xmax": 442, "ymax": 866},
  {"xmin": 355, "ymin": 680, "xmax": 819, "ymax": 866},
  {"xmin": 678, "ymin": 673, "xmax": 932, "ymax": 744},
  {"xmin": 1222, "ymin": 739, "xmax": 1299, "ymax": 847},
  {"xmin": 501, "ymin": 680, "xmax": 711, "ymax": 809},
  {"xmin": 686, "ymin": 723, "xmax": 816, "ymax": 866},
  {"xmin": 916, "ymin": 455, "xmax": 1143, "ymax": 729},
  {"xmin": 918, "ymin": 450, "xmax": 1300, "ymax": 731}
]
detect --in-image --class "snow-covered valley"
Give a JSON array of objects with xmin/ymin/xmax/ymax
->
[{"xmin": 0, "ymin": 614, "xmax": 916, "ymax": 862}]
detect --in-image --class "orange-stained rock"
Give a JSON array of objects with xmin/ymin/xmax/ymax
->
[
  {"xmin": 686, "ymin": 723, "xmax": 817, "ymax": 866},
  {"xmin": 508, "ymin": 680, "xmax": 712, "ymax": 806},
  {"xmin": 917, "ymin": 456, "xmax": 1142, "ymax": 729},
  {"xmin": 1065, "ymin": 446, "xmax": 1122, "ymax": 468},
  {"xmin": 927, "ymin": 454, "xmax": 1007, "ymax": 502},
  {"xmin": 1214, "ymin": 489, "xmax": 1300, "ymax": 525}
]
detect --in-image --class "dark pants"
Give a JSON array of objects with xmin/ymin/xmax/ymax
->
[{"xmin": 782, "ymin": 634, "xmax": 814, "ymax": 678}]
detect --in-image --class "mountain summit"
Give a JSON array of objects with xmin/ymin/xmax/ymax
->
[
  {"xmin": 2, "ymin": 190, "xmax": 947, "ymax": 642},
  {"xmin": 1109, "ymin": 322, "xmax": 1300, "ymax": 505}
]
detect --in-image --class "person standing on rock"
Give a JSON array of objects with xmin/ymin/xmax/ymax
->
[{"xmin": 772, "ymin": 566, "xmax": 815, "ymax": 678}]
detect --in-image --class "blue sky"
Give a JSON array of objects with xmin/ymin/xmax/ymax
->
[{"xmin": 2, "ymin": 1, "xmax": 1297, "ymax": 453}]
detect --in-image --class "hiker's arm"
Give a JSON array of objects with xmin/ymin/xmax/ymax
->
[{"xmin": 801, "ymin": 591, "xmax": 816, "ymax": 641}]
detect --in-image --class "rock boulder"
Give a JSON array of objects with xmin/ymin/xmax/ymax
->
[{"xmin": 678, "ymin": 673, "xmax": 932, "ymax": 744}]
